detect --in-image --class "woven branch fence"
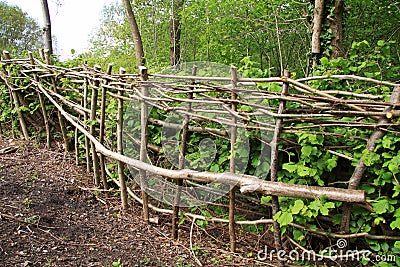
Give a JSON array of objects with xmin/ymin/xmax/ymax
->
[{"xmin": 1, "ymin": 50, "xmax": 399, "ymax": 264}]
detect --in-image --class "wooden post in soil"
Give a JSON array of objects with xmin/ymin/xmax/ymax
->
[
  {"xmin": 74, "ymin": 127, "xmax": 79, "ymax": 165},
  {"xmin": 28, "ymin": 52, "xmax": 50, "ymax": 148},
  {"xmin": 99, "ymin": 64, "xmax": 113, "ymax": 192},
  {"xmin": 172, "ymin": 65, "xmax": 197, "ymax": 239},
  {"xmin": 117, "ymin": 67, "xmax": 129, "ymax": 210},
  {"xmin": 229, "ymin": 66, "xmax": 238, "ymax": 252},
  {"xmin": 90, "ymin": 65, "xmax": 101, "ymax": 186},
  {"xmin": 83, "ymin": 62, "xmax": 91, "ymax": 173},
  {"xmin": 2, "ymin": 51, "xmax": 29, "ymax": 140},
  {"xmin": 0, "ymin": 52, "xmax": 15, "ymax": 139},
  {"xmin": 139, "ymin": 66, "xmax": 150, "ymax": 222},
  {"xmin": 44, "ymin": 50, "xmax": 69, "ymax": 151},
  {"xmin": 269, "ymin": 69, "xmax": 290, "ymax": 266}
]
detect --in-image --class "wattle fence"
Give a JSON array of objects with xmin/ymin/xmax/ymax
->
[{"xmin": 1, "ymin": 50, "xmax": 399, "ymax": 264}]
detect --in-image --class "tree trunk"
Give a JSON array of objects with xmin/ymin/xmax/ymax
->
[
  {"xmin": 329, "ymin": 0, "xmax": 344, "ymax": 58},
  {"xmin": 122, "ymin": 0, "xmax": 145, "ymax": 67},
  {"xmin": 40, "ymin": 0, "xmax": 53, "ymax": 54},
  {"xmin": 170, "ymin": 0, "xmax": 183, "ymax": 66},
  {"xmin": 311, "ymin": 0, "xmax": 324, "ymax": 66}
]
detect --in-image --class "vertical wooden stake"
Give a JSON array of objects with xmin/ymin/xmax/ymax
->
[
  {"xmin": 74, "ymin": 127, "xmax": 79, "ymax": 165},
  {"xmin": 83, "ymin": 62, "xmax": 91, "ymax": 173},
  {"xmin": 139, "ymin": 66, "xmax": 150, "ymax": 222},
  {"xmin": 229, "ymin": 66, "xmax": 238, "ymax": 252},
  {"xmin": 90, "ymin": 65, "xmax": 101, "ymax": 186},
  {"xmin": 117, "ymin": 67, "xmax": 129, "ymax": 210},
  {"xmin": 269, "ymin": 69, "xmax": 290, "ymax": 267},
  {"xmin": 29, "ymin": 52, "xmax": 50, "ymax": 148},
  {"xmin": 2, "ymin": 51, "xmax": 29, "ymax": 140},
  {"xmin": 172, "ymin": 65, "xmax": 197, "ymax": 239},
  {"xmin": 99, "ymin": 64, "xmax": 113, "ymax": 192},
  {"xmin": 38, "ymin": 48, "xmax": 45, "ymax": 61},
  {"xmin": 1, "ymin": 52, "xmax": 15, "ymax": 139}
]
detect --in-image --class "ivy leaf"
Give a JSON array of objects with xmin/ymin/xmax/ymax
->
[
  {"xmin": 320, "ymin": 205, "xmax": 329, "ymax": 216},
  {"xmin": 326, "ymin": 157, "xmax": 338, "ymax": 171},
  {"xmin": 303, "ymin": 209, "xmax": 313, "ymax": 218},
  {"xmin": 361, "ymin": 149, "xmax": 380, "ymax": 167},
  {"xmin": 319, "ymin": 202, "xmax": 334, "ymax": 216},
  {"xmin": 251, "ymin": 154, "xmax": 260, "ymax": 168},
  {"xmin": 320, "ymin": 57, "xmax": 329, "ymax": 66},
  {"xmin": 309, "ymin": 199, "xmax": 321, "ymax": 212},
  {"xmin": 381, "ymin": 242, "xmax": 389, "ymax": 253},
  {"xmin": 209, "ymin": 164, "xmax": 219, "ymax": 172},
  {"xmin": 382, "ymin": 136, "xmax": 393, "ymax": 149},
  {"xmin": 394, "ymin": 208, "xmax": 400, "ymax": 218},
  {"xmin": 374, "ymin": 217, "xmax": 386, "ymax": 225},
  {"xmin": 377, "ymin": 40, "xmax": 385, "ymax": 47},
  {"xmin": 393, "ymin": 185, "xmax": 400, "ymax": 198},
  {"xmin": 239, "ymin": 105, "xmax": 252, "ymax": 112},
  {"xmin": 390, "ymin": 218, "xmax": 400, "ymax": 230},
  {"xmin": 282, "ymin": 163, "xmax": 297, "ymax": 173},
  {"xmin": 372, "ymin": 198, "xmax": 390, "ymax": 214},
  {"xmin": 293, "ymin": 229, "xmax": 305, "ymax": 242},
  {"xmin": 381, "ymin": 152, "xmax": 393, "ymax": 159},
  {"xmin": 359, "ymin": 184, "xmax": 376, "ymax": 194},
  {"xmin": 388, "ymin": 155, "xmax": 400, "ymax": 174},
  {"xmin": 369, "ymin": 241, "xmax": 381, "ymax": 252},
  {"xmin": 332, "ymin": 214, "xmax": 342, "ymax": 225},
  {"xmin": 196, "ymin": 220, "xmax": 207, "ymax": 228},
  {"xmin": 292, "ymin": 200, "xmax": 304, "ymax": 215},
  {"xmin": 297, "ymin": 165, "xmax": 311, "ymax": 177},
  {"xmin": 260, "ymin": 196, "xmax": 272, "ymax": 205},
  {"xmin": 273, "ymin": 211, "xmax": 293, "ymax": 227},
  {"xmin": 349, "ymin": 66, "xmax": 358, "ymax": 72},
  {"xmin": 301, "ymin": 145, "xmax": 313, "ymax": 158}
]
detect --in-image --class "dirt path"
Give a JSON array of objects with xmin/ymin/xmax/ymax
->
[
  {"xmin": 0, "ymin": 138, "xmax": 202, "ymax": 267},
  {"xmin": 0, "ymin": 138, "xmax": 269, "ymax": 267}
]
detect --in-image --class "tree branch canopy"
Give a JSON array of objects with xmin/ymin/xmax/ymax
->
[{"xmin": 122, "ymin": 0, "xmax": 144, "ymax": 67}]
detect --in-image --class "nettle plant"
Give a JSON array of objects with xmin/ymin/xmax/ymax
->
[{"xmin": 263, "ymin": 41, "xmax": 399, "ymax": 266}]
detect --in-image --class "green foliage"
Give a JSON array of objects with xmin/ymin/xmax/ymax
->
[
  {"xmin": 112, "ymin": 259, "xmax": 124, "ymax": 267},
  {"xmin": 87, "ymin": 1, "xmax": 313, "ymax": 75},
  {"xmin": 270, "ymin": 44, "xmax": 400, "ymax": 262},
  {"xmin": 316, "ymin": 40, "xmax": 400, "ymax": 81},
  {"xmin": 139, "ymin": 258, "xmax": 150, "ymax": 265},
  {"xmin": 0, "ymin": 1, "xmax": 42, "ymax": 55}
]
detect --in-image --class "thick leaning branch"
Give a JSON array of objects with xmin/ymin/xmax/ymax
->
[{"xmin": 340, "ymin": 86, "xmax": 400, "ymax": 233}]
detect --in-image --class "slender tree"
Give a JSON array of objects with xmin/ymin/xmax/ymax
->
[
  {"xmin": 329, "ymin": 0, "xmax": 344, "ymax": 58},
  {"xmin": 311, "ymin": 0, "xmax": 324, "ymax": 66},
  {"xmin": 311, "ymin": 0, "xmax": 345, "ymax": 64},
  {"xmin": 170, "ymin": 0, "xmax": 183, "ymax": 66},
  {"xmin": 122, "ymin": 0, "xmax": 145, "ymax": 67},
  {"xmin": 40, "ymin": 0, "xmax": 53, "ymax": 54}
]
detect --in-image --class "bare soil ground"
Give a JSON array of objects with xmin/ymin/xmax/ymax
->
[{"xmin": 0, "ymin": 137, "xmax": 274, "ymax": 267}]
